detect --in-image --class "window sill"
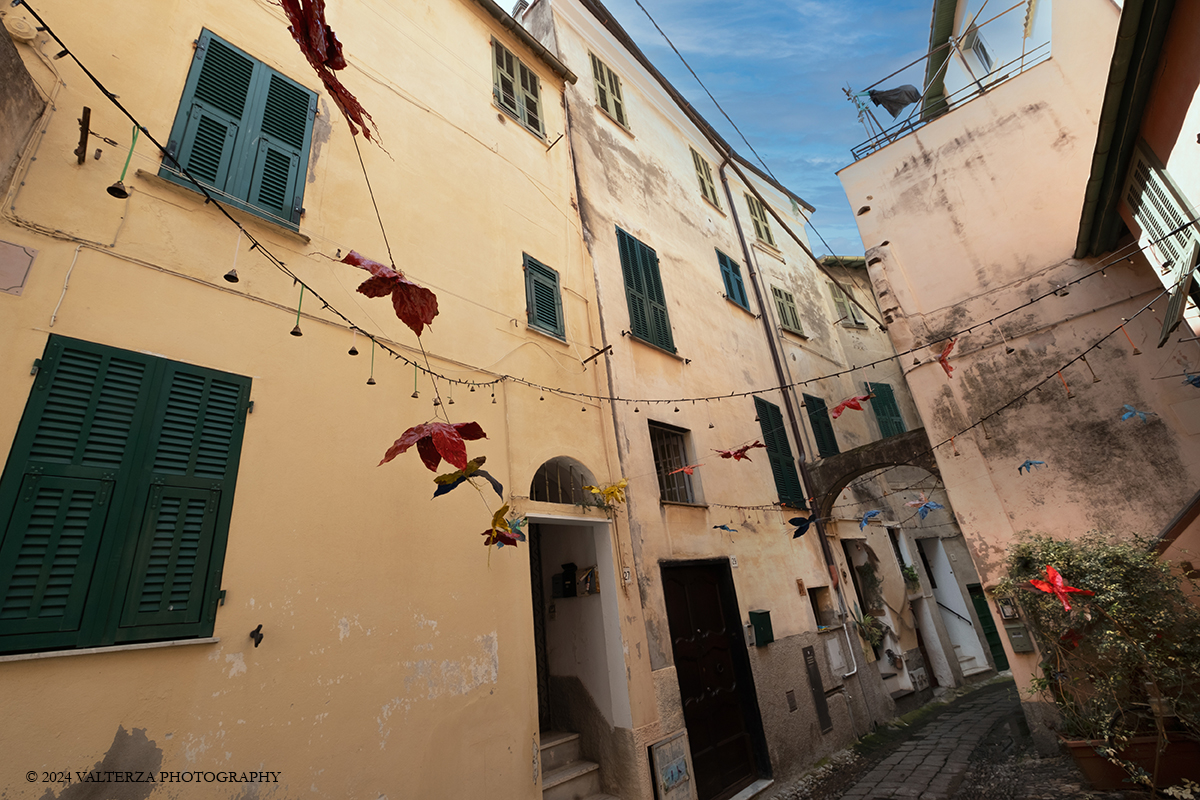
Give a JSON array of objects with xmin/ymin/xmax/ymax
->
[
  {"xmin": 526, "ymin": 321, "xmax": 568, "ymax": 345},
  {"xmin": 0, "ymin": 636, "xmax": 220, "ymax": 663},
  {"xmin": 701, "ymin": 194, "xmax": 725, "ymax": 217},
  {"xmin": 724, "ymin": 296, "xmax": 754, "ymax": 316},
  {"xmin": 135, "ymin": 170, "xmax": 311, "ymax": 245},
  {"xmin": 627, "ymin": 333, "xmax": 683, "ymax": 361},
  {"xmin": 839, "ymin": 321, "xmax": 870, "ymax": 330},
  {"xmin": 493, "ymin": 102, "xmax": 546, "ymax": 141},
  {"xmin": 660, "ymin": 500, "xmax": 708, "ymax": 509},
  {"xmin": 752, "ymin": 240, "xmax": 785, "ymax": 261},
  {"xmin": 594, "ymin": 104, "xmax": 633, "ymax": 137},
  {"xmin": 780, "ymin": 326, "xmax": 807, "ymax": 340}
]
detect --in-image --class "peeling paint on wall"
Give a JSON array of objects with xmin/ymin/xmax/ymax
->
[{"xmin": 47, "ymin": 727, "xmax": 162, "ymax": 800}]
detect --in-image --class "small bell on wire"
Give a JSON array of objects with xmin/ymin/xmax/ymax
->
[
  {"xmin": 411, "ymin": 364, "xmax": 419, "ymax": 398},
  {"xmin": 348, "ymin": 328, "xmax": 359, "ymax": 356},
  {"xmin": 912, "ymin": 357, "xmax": 921, "ymax": 366},
  {"xmin": 708, "ymin": 423, "xmax": 715, "ymax": 429},
  {"xmin": 1082, "ymin": 354, "xmax": 1100, "ymax": 383},
  {"xmin": 366, "ymin": 376, "xmax": 376, "ymax": 386},
  {"xmin": 367, "ymin": 340, "xmax": 377, "ymax": 385},
  {"xmin": 433, "ymin": 398, "xmax": 441, "ymax": 407},
  {"xmin": 674, "ymin": 406, "xmax": 680, "ymax": 413},
  {"xmin": 290, "ymin": 284, "xmax": 305, "ymax": 336},
  {"xmin": 634, "ymin": 405, "xmax": 640, "ymax": 413},
  {"xmin": 491, "ymin": 391, "xmax": 496, "ymax": 404},
  {"xmin": 1057, "ymin": 370, "xmax": 1074, "ymax": 399},
  {"xmin": 1120, "ymin": 324, "xmax": 1141, "ymax": 356},
  {"xmin": 106, "ymin": 123, "xmax": 139, "ymax": 199},
  {"xmin": 581, "ymin": 405, "xmax": 586, "ymax": 412},
  {"xmin": 469, "ymin": 385, "xmax": 476, "ymax": 392},
  {"xmin": 223, "ymin": 269, "xmax": 239, "ymax": 283}
]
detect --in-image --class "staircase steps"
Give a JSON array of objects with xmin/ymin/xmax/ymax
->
[{"xmin": 540, "ymin": 731, "xmax": 605, "ymax": 800}]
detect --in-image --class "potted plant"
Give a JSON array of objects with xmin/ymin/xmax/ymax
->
[
  {"xmin": 995, "ymin": 533, "xmax": 1200, "ymax": 789},
  {"xmin": 901, "ymin": 563, "xmax": 921, "ymax": 592}
]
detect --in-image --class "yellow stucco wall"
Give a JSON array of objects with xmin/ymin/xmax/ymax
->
[{"xmin": 0, "ymin": 1, "xmax": 652, "ymax": 796}]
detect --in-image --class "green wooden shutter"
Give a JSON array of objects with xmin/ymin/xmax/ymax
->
[
  {"xmin": 0, "ymin": 476, "xmax": 113, "ymax": 639},
  {"xmin": 590, "ymin": 53, "xmax": 609, "ymax": 111},
  {"xmin": 116, "ymin": 364, "xmax": 249, "ymax": 640},
  {"xmin": 518, "ymin": 62, "xmax": 543, "ymax": 135},
  {"xmin": 692, "ymin": 148, "xmax": 718, "ymax": 207},
  {"xmin": 638, "ymin": 240, "xmax": 674, "ymax": 352},
  {"xmin": 168, "ymin": 32, "xmax": 255, "ymax": 191},
  {"xmin": 493, "ymin": 41, "xmax": 520, "ymax": 118},
  {"xmin": 754, "ymin": 397, "xmax": 805, "ymax": 507},
  {"xmin": 525, "ymin": 256, "xmax": 563, "ymax": 337},
  {"xmin": 746, "ymin": 194, "xmax": 776, "ymax": 246},
  {"xmin": 772, "ymin": 286, "xmax": 803, "ymax": 334},
  {"xmin": 617, "ymin": 228, "xmax": 652, "ymax": 342},
  {"xmin": 867, "ymin": 382, "xmax": 906, "ymax": 438},
  {"xmin": 605, "ymin": 65, "xmax": 626, "ymax": 127},
  {"xmin": 717, "ymin": 251, "xmax": 748, "ymax": 310},
  {"xmin": 804, "ymin": 394, "xmax": 839, "ymax": 458},
  {"xmin": 247, "ymin": 73, "xmax": 314, "ymax": 223}
]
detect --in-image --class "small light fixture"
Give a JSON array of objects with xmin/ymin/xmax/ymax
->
[{"xmin": 223, "ymin": 268, "xmax": 239, "ymax": 283}]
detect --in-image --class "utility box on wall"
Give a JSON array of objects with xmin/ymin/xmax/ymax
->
[
  {"xmin": 1003, "ymin": 623, "xmax": 1035, "ymax": 653},
  {"xmin": 748, "ymin": 609, "xmax": 773, "ymax": 647}
]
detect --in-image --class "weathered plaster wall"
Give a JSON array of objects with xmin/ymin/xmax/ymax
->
[
  {"xmin": 0, "ymin": 1, "xmax": 643, "ymax": 797},
  {"xmin": 838, "ymin": 0, "xmax": 1200, "ymax": 751}
]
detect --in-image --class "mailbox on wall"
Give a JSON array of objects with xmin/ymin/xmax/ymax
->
[
  {"xmin": 1003, "ymin": 622, "xmax": 1035, "ymax": 653},
  {"xmin": 748, "ymin": 609, "xmax": 774, "ymax": 647}
]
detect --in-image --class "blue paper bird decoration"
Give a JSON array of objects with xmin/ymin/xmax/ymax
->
[
  {"xmin": 1121, "ymin": 404, "xmax": 1156, "ymax": 424},
  {"xmin": 1018, "ymin": 460, "xmax": 1046, "ymax": 475},
  {"xmin": 860, "ymin": 510, "xmax": 882, "ymax": 530},
  {"xmin": 789, "ymin": 517, "xmax": 812, "ymax": 538},
  {"xmin": 916, "ymin": 501, "xmax": 944, "ymax": 520},
  {"xmin": 496, "ymin": 516, "xmax": 527, "ymax": 548},
  {"xmin": 713, "ymin": 524, "xmax": 738, "ymax": 533},
  {"xmin": 1184, "ymin": 374, "xmax": 1200, "ymax": 388}
]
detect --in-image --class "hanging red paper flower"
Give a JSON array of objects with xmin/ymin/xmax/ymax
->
[
  {"xmin": 379, "ymin": 421, "xmax": 486, "ymax": 470},
  {"xmin": 344, "ymin": 251, "xmax": 438, "ymax": 337},
  {"xmin": 1028, "ymin": 565, "xmax": 1093, "ymax": 612},
  {"xmin": 668, "ymin": 464, "xmax": 699, "ymax": 475}
]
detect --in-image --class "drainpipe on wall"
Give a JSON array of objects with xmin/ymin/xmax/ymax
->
[{"xmin": 718, "ymin": 160, "xmax": 860, "ymax": 688}]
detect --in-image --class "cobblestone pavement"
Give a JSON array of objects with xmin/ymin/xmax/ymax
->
[
  {"xmin": 764, "ymin": 678, "xmax": 1150, "ymax": 800},
  {"xmin": 840, "ymin": 685, "xmax": 1019, "ymax": 800}
]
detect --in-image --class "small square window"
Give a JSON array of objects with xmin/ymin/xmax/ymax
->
[
  {"xmin": 691, "ymin": 147, "xmax": 720, "ymax": 208},
  {"xmin": 649, "ymin": 423, "xmax": 694, "ymax": 503},
  {"xmin": 493, "ymin": 39, "xmax": 545, "ymax": 137},
  {"xmin": 771, "ymin": 286, "xmax": 803, "ymax": 335},
  {"xmin": 830, "ymin": 284, "xmax": 868, "ymax": 326},
  {"xmin": 524, "ymin": 255, "xmax": 564, "ymax": 338},
  {"xmin": 745, "ymin": 193, "xmax": 776, "ymax": 247},
  {"xmin": 589, "ymin": 52, "xmax": 628, "ymax": 130}
]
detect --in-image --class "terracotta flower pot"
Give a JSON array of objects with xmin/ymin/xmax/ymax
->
[{"xmin": 1060, "ymin": 734, "xmax": 1200, "ymax": 789}]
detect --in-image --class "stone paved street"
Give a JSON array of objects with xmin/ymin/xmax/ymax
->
[
  {"xmin": 839, "ymin": 685, "xmax": 1018, "ymax": 800},
  {"xmin": 765, "ymin": 678, "xmax": 1149, "ymax": 800}
]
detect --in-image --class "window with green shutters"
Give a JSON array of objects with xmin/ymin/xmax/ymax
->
[
  {"xmin": 524, "ymin": 255, "xmax": 564, "ymax": 338},
  {"xmin": 754, "ymin": 397, "xmax": 806, "ymax": 508},
  {"xmin": 691, "ymin": 147, "xmax": 719, "ymax": 208},
  {"xmin": 803, "ymin": 394, "xmax": 839, "ymax": 458},
  {"xmin": 589, "ymin": 53, "xmax": 628, "ymax": 130},
  {"xmin": 616, "ymin": 228, "xmax": 675, "ymax": 352},
  {"xmin": 649, "ymin": 423, "xmax": 694, "ymax": 503},
  {"xmin": 745, "ymin": 193, "xmax": 777, "ymax": 247},
  {"xmin": 0, "ymin": 336, "xmax": 250, "ymax": 655},
  {"xmin": 866, "ymin": 382, "xmax": 906, "ymax": 438},
  {"xmin": 830, "ymin": 284, "xmax": 868, "ymax": 326},
  {"xmin": 494, "ymin": 39, "xmax": 544, "ymax": 137},
  {"xmin": 160, "ymin": 30, "xmax": 316, "ymax": 230},
  {"xmin": 771, "ymin": 285, "xmax": 804, "ymax": 335},
  {"xmin": 717, "ymin": 250, "xmax": 749, "ymax": 311}
]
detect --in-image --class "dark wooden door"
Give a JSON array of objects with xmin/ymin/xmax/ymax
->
[
  {"xmin": 967, "ymin": 583, "xmax": 1009, "ymax": 671},
  {"xmin": 662, "ymin": 563, "xmax": 764, "ymax": 800}
]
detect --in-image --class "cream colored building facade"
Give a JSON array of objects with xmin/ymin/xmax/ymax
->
[{"xmin": 838, "ymin": 0, "xmax": 1200, "ymax": 749}]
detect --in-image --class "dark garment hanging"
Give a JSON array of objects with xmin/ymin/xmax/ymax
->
[{"xmin": 869, "ymin": 84, "xmax": 922, "ymax": 118}]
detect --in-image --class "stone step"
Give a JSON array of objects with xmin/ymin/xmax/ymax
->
[
  {"xmin": 540, "ymin": 731, "xmax": 582, "ymax": 773},
  {"xmin": 962, "ymin": 664, "xmax": 993, "ymax": 677},
  {"xmin": 543, "ymin": 760, "xmax": 600, "ymax": 800}
]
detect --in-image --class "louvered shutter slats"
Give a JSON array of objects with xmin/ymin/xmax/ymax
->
[
  {"xmin": 804, "ymin": 395, "xmax": 839, "ymax": 458},
  {"xmin": 755, "ymin": 398, "xmax": 805, "ymax": 507},
  {"xmin": 867, "ymin": 382, "xmax": 906, "ymax": 438},
  {"xmin": 525, "ymin": 257, "xmax": 564, "ymax": 337}
]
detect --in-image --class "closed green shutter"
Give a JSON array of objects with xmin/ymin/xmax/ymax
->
[
  {"xmin": 0, "ymin": 337, "xmax": 250, "ymax": 655},
  {"xmin": 525, "ymin": 255, "xmax": 564, "ymax": 337},
  {"xmin": 718, "ymin": 251, "xmax": 748, "ymax": 310},
  {"xmin": 493, "ymin": 41, "xmax": 521, "ymax": 118},
  {"xmin": 866, "ymin": 382, "xmax": 906, "ymax": 438},
  {"xmin": 605, "ymin": 65, "xmax": 626, "ymax": 127},
  {"xmin": 692, "ymin": 148, "xmax": 719, "ymax": 207},
  {"xmin": 617, "ymin": 228, "xmax": 674, "ymax": 351},
  {"xmin": 772, "ymin": 286, "xmax": 803, "ymax": 334},
  {"xmin": 518, "ymin": 62, "xmax": 543, "ymax": 135},
  {"xmin": 162, "ymin": 30, "xmax": 314, "ymax": 229},
  {"xmin": 754, "ymin": 397, "xmax": 806, "ymax": 508},
  {"xmin": 804, "ymin": 394, "xmax": 839, "ymax": 458},
  {"xmin": 745, "ymin": 194, "xmax": 776, "ymax": 246},
  {"xmin": 590, "ymin": 53, "xmax": 627, "ymax": 128}
]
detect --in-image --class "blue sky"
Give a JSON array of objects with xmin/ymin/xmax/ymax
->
[{"xmin": 597, "ymin": 0, "xmax": 935, "ymax": 257}]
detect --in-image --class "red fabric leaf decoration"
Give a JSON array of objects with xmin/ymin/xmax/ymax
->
[
  {"xmin": 669, "ymin": 464, "xmax": 698, "ymax": 475},
  {"xmin": 343, "ymin": 251, "xmax": 439, "ymax": 337},
  {"xmin": 938, "ymin": 339, "xmax": 956, "ymax": 378},
  {"xmin": 379, "ymin": 421, "xmax": 488, "ymax": 470},
  {"xmin": 277, "ymin": 0, "xmax": 377, "ymax": 140},
  {"xmin": 1029, "ymin": 565, "xmax": 1094, "ymax": 612},
  {"xmin": 830, "ymin": 394, "xmax": 872, "ymax": 420},
  {"xmin": 716, "ymin": 440, "xmax": 766, "ymax": 462}
]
